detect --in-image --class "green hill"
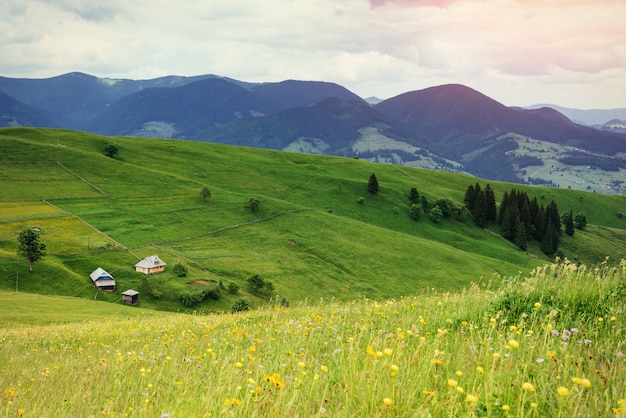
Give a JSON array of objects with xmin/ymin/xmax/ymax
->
[{"xmin": 1, "ymin": 127, "xmax": 625, "ymax": 312}]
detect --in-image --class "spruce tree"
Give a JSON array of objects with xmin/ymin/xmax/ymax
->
[
  {"xmin": 463, "ymin": 184, "xmax": 476, "ymax": 212},
  {"xmin": 368, "ymin": 173, "xmax": 379, "ymax": 194},
  {"xmin": 484, "ymin": 184, "xmax": 497, "ymax": 222},
  {"xmin": 565, "ymin": 210, "xmax": 575, "ymax": 236},
  {"xmin": 409, "ymin": 187, "xmax": 419, "ymax": 205},
  {"xmin": 513, "ymin": 216, "xmax": 528, "ymax": 251}
]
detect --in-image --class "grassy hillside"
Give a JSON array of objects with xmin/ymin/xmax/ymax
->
[
  {"xmin": 1, "ymin": 261, "xmax": 624, "ymax": 416},
  {"xmin": 1, "ymin": 127, "xmax": 625, "ymax": 312}
]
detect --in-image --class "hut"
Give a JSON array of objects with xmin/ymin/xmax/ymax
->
[
  {"xmin": 122, "ymin": 289, "xmax": 139, "ymax": 305},
  {"xmin": 89, "ymin": 267, "xmax": 116, "ymax": 291},
  {"xmin": 135, "ymin": 255, "xmax": 166, "ymax": 274}
]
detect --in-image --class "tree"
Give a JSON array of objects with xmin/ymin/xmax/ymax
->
[
  {"xmin": 409, "ymin": 203, "xmax": 423, "ymax": 221},
  {"xmin": 513, "ymin": 216, "xmax": 528, "ymax": 251},
  {"xmin": 484, "ymin": 184, "xmax": 497, "ymax": 222},
  {"xmin": 247, "ymin": 273, "xmax": 266, "ymax": 295},
  {"xmin": 429, "ymin": 206, "xmax": 443, "ymax": 223},
  {"xmin": 248, "ymin": 197, "xmax": 260, "ymax": 213},
  {"xmin": 409, "ymin": 187, "xmax": 419, "ymax": 205},
  {"xmin": 200, "ymin": 187, "xmax": 212, "ymax": 202},
  {"xmin": 17, "ymin": 228, "xmax": 46, "ymax": 272},
  {"xmin": 231, "ymin": 297, "xmax": 250, "ymax": 313},
  {"xmin": 574, "ymin": 212, "xmax": 587, "ymax": 230},
  {"xmin": 173, "ymin": 262, "xmax": 188, "ymax": 277},
  {"xmin": 564, "ymin": 211, "xmax": 575, "ymax": 236},
  {"xmin": 103, "ymin": 144, "xmax": 118, "ymax": 158},
  {"xmin": 367, "ymin": 173, "xmax": 379, "ymax": 194}
]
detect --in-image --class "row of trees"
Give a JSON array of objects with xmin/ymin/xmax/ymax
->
[{"xmin": 497, "ymin": 189, "xmax": 562, "ymax": 254}]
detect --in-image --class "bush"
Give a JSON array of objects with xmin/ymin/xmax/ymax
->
[
  {"xmin": 357, "ymin": 196, "xmax": 364, "ymax": 205},
  {"xmin": 231, "ymin": 298, "xmax": 250, "ymax": 313},
  {"xmin": 202, "ymin": 288, "xmax": 221, "ymax": 300},
  {"xmin": 180, "ymin": 291, "xmax": 203, "ymax": 307},
  {"xmin": 429, "ymin": 206, "xmax": 443, "ymax": 223},
  {"xmin": 227, "ymin": 283, "xmax": 240, "ymax": 295},
  {"xmin": 173, "ymin": 263, "xmax": 187, "ymax": 277},
  {"xmin": 409, "ymin": 203, "xmax": 423, "ymax": 221}
]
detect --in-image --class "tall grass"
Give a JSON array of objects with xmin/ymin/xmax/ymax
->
[{"xmin": 1, "ymin": 260, "xmax": 624, "ymax": 417}]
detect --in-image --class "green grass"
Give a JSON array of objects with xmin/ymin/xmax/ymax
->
[
  {"xmin": 0, "ymin": 260, "xmax": 624, "ymax": 417},
  {"xmin": 0, "ymin": 127, "xmax": 625, "ymax": 313}
]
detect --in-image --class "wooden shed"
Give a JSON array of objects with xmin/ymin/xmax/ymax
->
[
  {"xmin": 89, "ymin": 267, "xmax": 116, "ymax": 291},
  {"xmin": 135, "ymin": 255, "xmax": 166, "ymax": 275},
  {"xmin": 122, "ymin": 289, "xmax": 139, "ymax": 305}
]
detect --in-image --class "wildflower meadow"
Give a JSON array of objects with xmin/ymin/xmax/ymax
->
[{"xmin": 1, "ymin": 260, "xmax": 625, "ymax": 417}]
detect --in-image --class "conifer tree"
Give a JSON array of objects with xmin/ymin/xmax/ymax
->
[
  {"xmin": 484, "ymin": 184, "xmax": 497, "ymax": 222},
  {"xmin": 565, "ymin": 210, "xmax": 575, "ymax": 236},
  {"xmin": 368, "ymin": 173, "xmax": 379, "ymax": 194},
  {"xmin": 409, "ymin": 187, "xmax": 419, "ymax": 205},
  {"xmin": 513, "ymin": 216, "xmax": 528, "ymax": 251},
  {"xmin": 463, "ymin": 184, "xmax": 476, "ymax": 212}
]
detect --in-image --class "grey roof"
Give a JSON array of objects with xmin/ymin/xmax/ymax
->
[
  {"xmin": 122, "ymin": 289, "xmax": 139, "ymax": 296},
  {"xmin": 135, "ymin": 255, "xmax": 166, "ymax": 268},
  {"xmin": 89, "ymin": 267, "xmax": 114, "ymax": 283}
]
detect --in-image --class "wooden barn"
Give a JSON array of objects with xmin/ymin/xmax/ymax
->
[
  {"xmin": 89, "ymin": 267, "xmax": 116, "ymax": 291},
  {"xmin": 134, "ymin": 255, "xmax": 166, "ymax": 275},
  {"xmin": 121, "ymin": 289, "xmax": 139, "ymax": 305}
]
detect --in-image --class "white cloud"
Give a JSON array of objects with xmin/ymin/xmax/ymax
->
[{"xmin": 0, "ymin": 0, "xmax": 625, "ymax": 108}]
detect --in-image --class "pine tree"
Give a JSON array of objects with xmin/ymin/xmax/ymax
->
[
  {"xmin": 484, "ymin": 184, "xmax": 497, "ymax": 222},
  {"xmin": 368, "ymin": 173, "xmax": 379, "ymax": 194},
  {"xmin": 513, "ymin": 216, "xmax": 528, "ymax": 251},
  {"xmin": 463, "ymin": 184, "xmax": 476, "ymax": 212},
  {"xmin": 409, "ymin": 187, "xmax": 419, "ymax": 205},
  {"xmin": 473, "ymin": 189, "xmax": 488, "ymax": 228},
  {"xmin": 565, "ymin": 210, "xmax": 575, "ymax": 236}
]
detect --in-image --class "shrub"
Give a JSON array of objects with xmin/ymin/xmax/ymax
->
[
  {"xmin": 429, "ymin": 206, "xmax": 443, "ymax": 223},
  {"xmin": 227, "ymin": 283, "xmax": 240, "ymax": 295},
  {"xmin": 409, "ymin": 203, "xmax": 423, "ymax": 221},
  {"xmin": 173, "ymin": 263, "xmax": 187, "ymax": 277},
  {"xmin": 231, "ymin": 297, "xmax": 250, "ymax": 313},
  {"xmin": 357, "ymin": 196, "xmax": 364, "ymax": 205},
  {"xmin": 180, "ymin": 291, "xmax": 202, "ymax": 307}
]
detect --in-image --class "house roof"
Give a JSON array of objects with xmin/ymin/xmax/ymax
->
[
  {"xmin": 135, "ymin": 255, "xmax": 166, "ymax": 268},
  {"xmin": 89, "ymin": 267, "xmax": 114, "ymax": 283},
  {"xmin": 122, "ymin": 289, "xmax": 139, "ymax": 296}
]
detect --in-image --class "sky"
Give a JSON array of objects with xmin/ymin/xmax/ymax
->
[{"xmin": 1, "ymin": 0, "xmax": 625, "ymax": 109}]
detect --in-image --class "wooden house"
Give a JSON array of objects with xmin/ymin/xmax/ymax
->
[
  {"xmin": 89, "ymin": 267, "xmax": 116, "ymax": 291},
  {"xmin": 122, "ymin": 289, "xmax": 139, "ymax": 305},
  {"xmin": 135, "ymin": 255, "xmax": 166, "ymax": 274}
]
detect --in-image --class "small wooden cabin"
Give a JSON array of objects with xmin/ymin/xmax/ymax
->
[
  {"xmin": 122, "ymin": 289, "xmax": 139, "ymax": 305},
  {"xmin": 135, "ymin": 255, "xmax": 166, "ymax": 275},
  {"xmin": 89, "ymin": 267, "xmax": 116, "ymax": 291}
]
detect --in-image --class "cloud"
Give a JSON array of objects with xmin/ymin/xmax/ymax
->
[
  {"xmin": 369, "ymin": 0, "xmax": 461, "ymax": 8},
  {"xmin": 0, "ymin": 0, "xmax": 625, "ymax": 107}
]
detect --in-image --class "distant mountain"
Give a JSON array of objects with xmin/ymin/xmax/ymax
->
[
  {"xmin": 0, "ymin": 72, "xmax": 230, "ymax": 127},
  {"xmin": 0, "ymin": 92, "xmax": 68, "ymax": 128},
  {"xmin": 82, "ymin": 78, "xmax": 364, "ymax": 137},
  {"xmin": 526, "ymin": 103, "xmax": 626, "ymax": 126},
  {"xmin": 194, "ymin": 97, "xmax": 391, "ymax": 151},
  {"xmin": 1, "ymin": 73, "xmax": 625, "ymax": 192}
]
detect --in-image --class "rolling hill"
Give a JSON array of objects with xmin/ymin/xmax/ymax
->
[
  {"xmin": 1, "ymin": 127, "xmax": 625, "ymax": 313},
  {"xmin": 2, "ymin": 73, "xmax": 626, "ymax": 191}
]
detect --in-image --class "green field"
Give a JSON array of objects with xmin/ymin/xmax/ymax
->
[
  {"xmin": 1, "ymin": 127, "xmax": 625, "ymax": 313},
  {"xmin": 0, "ymin": 261, "xmax": 624, "ymax": 417}
]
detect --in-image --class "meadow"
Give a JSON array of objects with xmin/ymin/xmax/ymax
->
[
  {"xmin": 2, "ymin": 127, "xmax": 625, "ymax": 313},
  {"xmin": 1, "ymin": 259, "xmax": 624, "ymax": 417}
]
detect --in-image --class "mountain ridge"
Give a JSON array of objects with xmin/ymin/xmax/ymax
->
[{"xmin": 1, "ymin": 73, "xmax": 625, "ymax": 193}]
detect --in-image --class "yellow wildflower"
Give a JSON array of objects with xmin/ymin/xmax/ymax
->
[{"xmin": 522, "ymin": 382, "xmax": 535, "ymax": 392}]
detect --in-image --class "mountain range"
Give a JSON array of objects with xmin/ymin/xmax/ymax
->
[{"xmin": 1, "ymin": 72, "xmax": 625, "ymax": 192}]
